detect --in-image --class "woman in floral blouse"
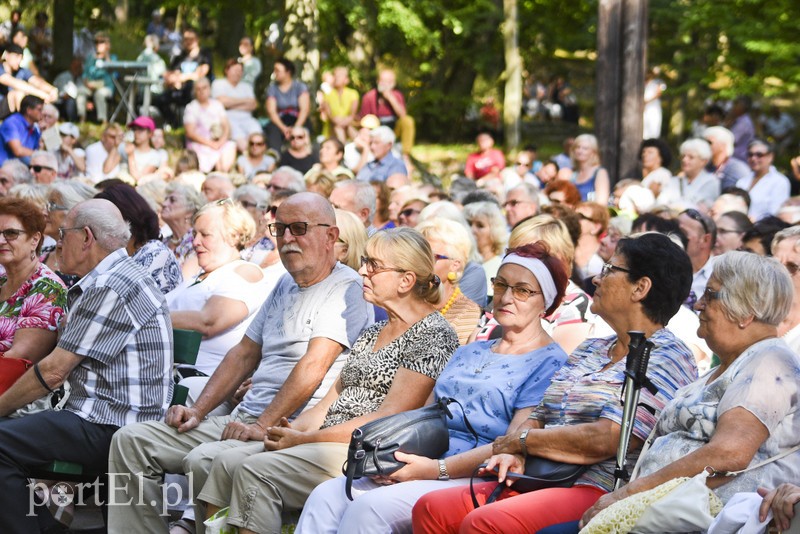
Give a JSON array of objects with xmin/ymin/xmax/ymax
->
[{"xmin": 0, "ymin": 197, "xmax": 66, "ymax": 364}]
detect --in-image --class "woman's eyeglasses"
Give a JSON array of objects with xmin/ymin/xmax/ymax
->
[
  {"xmin": 360, "ymin": 256, "xmax": 406, "ymax": 276},
  {"xmin": 0, "ymin": 228, "xmax": 26, "ymax": 241},
  {"xmin": 491, "ymin": 278, "xmax": 541, "ymax": 302},
  {"xmin": 599, "ymin": 262, "xmax": 631, "ymax": 278}
]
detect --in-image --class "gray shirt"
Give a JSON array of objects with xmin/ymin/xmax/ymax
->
[{"xmin": 237, "ymin": 262, "xmax": 374, "ymax": 418}]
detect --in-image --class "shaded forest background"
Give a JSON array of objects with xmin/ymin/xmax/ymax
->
[{"xmin": 8, "ymin": 0, "xmax": 800, "ymax": 147}]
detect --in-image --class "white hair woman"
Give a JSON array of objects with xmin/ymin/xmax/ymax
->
[
  {"xmin": 676, "ymin": 138, "xmax": 719, "ymax": 211},
  {"xmin": 463, "ymin": 201, "xmax": 508, "ymax": 288},
  {"xmin": 161, "ymin": 182, "xmax": 207, "ymax": 279}
]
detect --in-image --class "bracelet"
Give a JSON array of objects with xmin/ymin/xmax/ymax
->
[
  {"xmin": 437, "ymin": 458, "xmax": 449, "ymax": 481},
  {"xmin": 33, "ymin": 363, "xmax": 55, "ymax": 394}
]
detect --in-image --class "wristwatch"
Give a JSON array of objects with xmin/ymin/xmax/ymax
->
[
  {"xmin": 519, "ymin": 429, "xmax": 530, "ymax": 456},
  {"xmin": 437, "ymin": 458, "xmax": 449, "ymax": 480}
]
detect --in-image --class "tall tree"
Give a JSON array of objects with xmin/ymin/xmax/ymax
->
[
  {"xmin": 502, "ymin": 0, "xmax": 522, "ymax": 150},
  {"xmin": 52, "ymin": 0, "xmax": 75, "ymax": 75}
]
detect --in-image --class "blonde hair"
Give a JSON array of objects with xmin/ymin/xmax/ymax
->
[
  {"xmin": 335, "ymin": 208, "xmax": 368, "ymax": 271},
  {"xmin": 509, "ymin": 214, "xmax": 575, "ymax": 276},
  {"xmin": 366, "ymin": 227, "xmax": 441, "ymax": 304},
  {"xmin": 193, "ymin": 201, "xmax": 256, "ymax": 251},
  {"xmin": 416, "ymin": 217, "xmax": 472, "ymax": 267},
  {"xmin": 571, "ymin": 133, "xmax": 601, "ymax": 167}
]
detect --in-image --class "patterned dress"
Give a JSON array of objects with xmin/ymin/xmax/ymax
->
[{"xmin": 0, "ymin": 263, "xmax": 67, "ymax": 353}]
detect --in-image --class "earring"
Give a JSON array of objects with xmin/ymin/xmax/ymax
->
[
  {"xmin": 738, "ymin": 323, "xmax": 745, "ymax": 328},
  {"xmin": 31, "ymin": 250, "xmax": 36, "ymax": 260},
  {"xmin": 447, "ymin": 272, "xmax": 457, "ymax": 282}
]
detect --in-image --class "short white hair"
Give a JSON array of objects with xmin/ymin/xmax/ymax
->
[
  {"xmin": 679, "ymin": 138, "xmax": 712, "ymax": 162},
  {"xmin": 334, "ymin": 180, "xmax": 376, "ymax": 220},
  {"xmin": 272, "ymin": 166, "xmax": 306, "ymax": 193},
  {"xmin": 704, "ymin": 126, "xmax": 735, "ymax": 157},
  {"xmin": 72, "ymin": 199, "xmax": 131, "ymax": 252},
  {"xmin": 371, "ymin": 126, "xmax": 396, "ymax": 145},
  {"xmin": 31, "ymin": 150, "xmax": 58, "ymax": 169}
]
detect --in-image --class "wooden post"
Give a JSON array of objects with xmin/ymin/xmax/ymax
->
[
  {"xmin": 596, "ymin": 0, "xmax": 622, "ymax": 183},
  {"xmin": 596, "ymin": 0, "xmax": 647, "ymax": 187},
  {"xmin": 502, "ymin": 0, "xmax": 521, "ymax": 151},
  {"xmin": 52, "ymin": 0, "xmax": 75, "ymax": 76}
]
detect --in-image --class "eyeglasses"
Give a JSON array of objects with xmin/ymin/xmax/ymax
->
[
  {"xmin": 30, "ymin": 165, "xmax": 55, "ymax": 173},
  {"xmin": 249, "ymin": 141, "xmax": 266, "ymax": 147},
  {"xmin": 268, "ymin": 222, "xmax": 330, "ymax": 237},
  {"xmin": 702, "ymin": 287, "xmax": 722, "ymax": 301},
  {"xmin": 599, "ymin": 262, "xmax": 631, "ymax": 278},
  {"xmin": 681, "ymin": 209, "xmax": 711, "ymax": 235},
  {"xmin": 491, "ymin": 278, "xmax": 542, "ymax": 302},
  {"xmin": 360, "ymin": 256, "xmax": 406, "ymax": 276},
  {"xmin": 58, "ymin": 226, "xmax": 85, "ymax": 240},
  {"xmin": 214, "ymin": 198, "xmax": 234, "ymax": 206},
  {"xmin": 267, "ymin": 183, "xmax": 287, "ymax": 192},
  {"xmin": 289, "ymin": 135, "xmax": 307, "ymax": 141},
  {"xmin": 434, "ymin": 254, "xmax": 450, "ymax": 261},
  {"xmin": 746, "ymin": 151, "xmax": 769, "ymax": 159},
  {"xmin": 399, "ymin": 208, "xmax": 420, "ymax": 218},
  {"xmin": 502, "ymin": 199, "xmax": 531, "ymax": 209},
  {"xmin": 515, "ymin": 161, "xmax": 531, "ymax": 167},
  {"xmin": 0, "ymin": 228, "xmax": 26, "ymax": 241},
  {"xmin": 47, "ymin": 201, "xmax": 68, "ymax": 212},
  {"xmin": 783, "ymin": 262, "xmax": 799, "ymax": 276},
  {"xmin": 716, "ymin": 227, "xmax": 743, "ymax": 235}
]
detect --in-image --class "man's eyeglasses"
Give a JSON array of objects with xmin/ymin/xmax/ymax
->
[
  {"xmin": 360, "ymin": 256, "xmax": 406, "ymax": 277},
  {"xmin": 268, "ymin": 222, "xmax": 330, "ymax": 237},
  {"xmin": 249, "ymin": 141, "xmax": 266, "ymax": 147},
  {"xmin": 0, "ymin": 228, "xmax": 26, "ymax": 241},
  {"xmin": 599, "ymin": 262, "xmax": 631, "ymax": 278},
  {"xmin": 58, "ymin": 226, "xmax": 85, "ymax": 240},
  {"xmin": 681, "ymin": 208, "xmax": 711, "ymax": 235},
  {"xmin": 716, "ymin": 227, "xmax": 743, "ymax": 236},
  {"xmin": 30, "ymin": 165, "xmax": 55, "ymax": 173},
  {"xmin": 502, "ymin": 199, "xmax": 531, "ymax": 209},
  {"xmin": 491, "ymin": 278, "xmax": 542, "ymax": 302},
  {"xmin": 746, "ymin": 151, "xmax": 769, "ymax": 159}
]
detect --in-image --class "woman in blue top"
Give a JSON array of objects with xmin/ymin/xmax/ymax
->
[
  {"xmin": 296, "ymin": 241, "xmax": 571, "ymax": 533},
  {"xmin": 557, "ymin": 134, "xmax": 610, "ymax": 206}
]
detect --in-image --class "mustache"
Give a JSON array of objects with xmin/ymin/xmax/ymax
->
[{"xmin": 280, "ymin": 243, "xmax": 303, "ymax": 254}]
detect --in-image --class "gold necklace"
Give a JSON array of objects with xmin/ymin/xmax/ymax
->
[{"xmin": 440, "ymin": 286, "xmax": 461, "ymax": 316}]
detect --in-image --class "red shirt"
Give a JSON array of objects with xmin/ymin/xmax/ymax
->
[
  {"xmin": 359, "ymin": 88, "xmax": 406, "ymax": 120},
  {"xmin": 465, "ymin": 149, "xmax": 506, "ymax": 179}
]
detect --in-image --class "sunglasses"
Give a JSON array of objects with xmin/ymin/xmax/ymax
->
[
  {"xmin": 249, "ymin": 141, "xmax": 266, "ymax": 147},
  {"xmin": 289, "ymin": 135, "xmax": 307, "ymax": 141},
  {"xmin": 681, "ymin": 208, "xmax": 711, "ymax": 235},
  {"xmin": 746, "ymin": 151, "xmax": 769, "ymax": 159},
  {"xmin": 268, "ymin": 222, "xmax": 330, "ymax": 237},
  {"xmin": 30, "ymin": 165, "xmax": 55, "ymax": 173},
  {"xmin": 399, "ymin": 208, "xmax": 420, "ymax": 218}
]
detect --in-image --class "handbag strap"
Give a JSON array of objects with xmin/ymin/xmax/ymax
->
[{"xmin": 440, "ymin": 397, "xmax": 479, "ymax": 447}]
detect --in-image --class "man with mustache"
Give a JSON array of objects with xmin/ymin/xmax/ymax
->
[{"xmin": 108, "ymin": 192, "xmax": 374, "ymax": 533}]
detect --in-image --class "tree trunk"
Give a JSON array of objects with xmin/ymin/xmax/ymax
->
[
  {"xmin": 115, "ymin": 0, "xmax": 129, "ymax": 24},
  {"xmin": 216, "ymin": 6, "xmax": 246, "ymax": 58},
  {"xmin": 52, "ymin": 0, "xmax": 75, "ymax": 75},
  {"xmin": 619, "ymin": 0, "xmax": 647, "ymax": 180},
  {"xmin": 502, "ymin": 0, "xmax": 522, "ymax": 151},
  {"xmin": 283, "ymin": 0, "xmax": 320, "ymax": 122},
  {"xmin": 596, "ymin": 0, "xmax": 622, "ymax": 183}
]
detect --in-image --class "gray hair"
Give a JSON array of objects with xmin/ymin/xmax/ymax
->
[
  {"xmin": 233, "ymin": 184, "xmax": 269, "ymax": 206},
  {"xmin": 463, "ymin": 201, "xmax": 508, "ymax": 255},
  {"xmin": 49, "ymin": 179, "xmax": 98, "ymax": 209},
  {"xmin": 704, "ymin": 126, "xmax": 735, "ymax": 157},
  {"xmin": 2, "ymin": 160, "xmax": 32, "ymax": 185},
  {"xmin": 31, "ymin": 150, "xmax": 58, "ymax": 170},
  {"xmin": 334, "ymin": 180, "xmax": 376, "ymax": 221},
  {"xmin": 679, "ymin": 138, "xmax": 712, "ymax": 162},
  {"xmin": 508, "ymin": 182, "xmax": 540, "ymax": 203},
  {"xmin": 772, "ymin": 226, "xmax": 800, "ymax": 254},
  {"xmin": 371, "ymin": 126, "xmax": 396, "ymax": 145},
  {"xmin": 72, "ymin": 199, "xmax": 132, "ymax": 251},
  {"xmin": 711, "ymin": 251, "xmax": 792, "ymax": 326},
  {"xmin": 165, "ymin": 182, "xmax": 207, "ymax": 213},
  {"xmin": 272, "ymin": 166, "xmax": 306, "ymax": 193},
  {"xmin": 43, "ymin": 104, "xmax": 59, "ymax": 121},
  {"xmin": 418, "ymin": 201, "xmax": 481, "ymax": 263}
]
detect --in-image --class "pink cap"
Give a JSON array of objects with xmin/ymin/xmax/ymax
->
[{"xmin": 127, "ymin": 116, "xmax": 156, "ymax": 131}]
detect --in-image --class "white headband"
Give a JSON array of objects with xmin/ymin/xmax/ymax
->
[{"xmin": 499, "ymin": 254, "xmax": 558, "ymax": 310}]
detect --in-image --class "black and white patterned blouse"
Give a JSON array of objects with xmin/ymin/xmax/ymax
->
[{"xmin": 321, "ymin": 312, "xmax": 458, "ymax": 429}]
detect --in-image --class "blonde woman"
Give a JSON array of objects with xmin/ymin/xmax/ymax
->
[
  {"xmin": 334, "ymin": 208, "xmax": 367, "ymax": 271},
  {"xmin": 557, "ymin": 133, "xmax": 610, "ymax": 206},
  {"xmin": 417, "ymin": 217, "xmax": 482, "ymax": 344}
]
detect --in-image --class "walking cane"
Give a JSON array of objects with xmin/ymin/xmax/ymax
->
[{"xmin": 613, "ymin": 331, "xmax": 658, "ymax": 490}]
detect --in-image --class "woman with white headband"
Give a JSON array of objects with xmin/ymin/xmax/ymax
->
[
  {"xmin": 296, "ymin": 242, "xmax": 571, "ymax": 533},
  {"xmin": 414, "ymin": 232, "xmax": 700, "ymax": 533}
]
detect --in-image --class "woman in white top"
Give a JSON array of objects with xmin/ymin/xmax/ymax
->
[
  {"xmin": 675, "ymin": 138, "xmax": 720, "ymax": 211},
  {"xmin": 167, "ymin": 200, "xmax": 269, "ymax": 415},
  {"xmin": 212, "ymin": 59, "xmax": 264, "ymax": 153},
  {"xmin": 736, "ymin": 139, "xmax": 791, "ymax": 222}
]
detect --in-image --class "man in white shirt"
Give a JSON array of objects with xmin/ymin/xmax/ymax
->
[
  {"xmin": 678, "ymin": 208, "xmax": 716, "ymax": 307},
  {"xmin": 84, "ymin": 123, "xmax": 123, "ymax": 182}
]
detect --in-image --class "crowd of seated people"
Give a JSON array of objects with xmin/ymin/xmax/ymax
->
[{"xmin": 0, "ymin": 10, "xmax": 798, "ymax": 534}]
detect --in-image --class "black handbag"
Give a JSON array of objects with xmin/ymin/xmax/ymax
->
[
  {"xmin": 470, "ymin": 457, "xmax": 589, "ymax": 507},
  {"xmin": 342, "ymin": 397, "xmax": 474, "ymax": 500}
]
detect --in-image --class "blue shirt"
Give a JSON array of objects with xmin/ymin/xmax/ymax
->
[
  {"xmin": 0, "ymin": 112, "xmax": 40, "ymax": 166},
  {"xmin": 356, "ymin": 152, "xmax": 407, "ymax": 182}
]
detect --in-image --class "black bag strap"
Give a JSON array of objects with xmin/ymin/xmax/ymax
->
[
  {"xmin": 439, "ymin": 397, "xmax": 478, "ymax": 448},
  {"xmin": 344, "ymin": 428, "xmax": 365, "ymax": 500},
  {"xmin": 470, "ymin": 463, "xmax": 507, "ymax": 508}
]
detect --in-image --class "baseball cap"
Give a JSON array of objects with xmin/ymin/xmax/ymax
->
[
  {"xmin": 128, "ymin": 116, "xmax": 156, "ymax": 131},
  {"xmin": 360, "ymin": 114, "xmax": 380, "ymax": 130},
  {"xmin": 58, "ymin": 122, "xmax": 80, "ymax": 138}
]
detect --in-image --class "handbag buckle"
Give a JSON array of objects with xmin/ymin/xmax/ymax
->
[{"xmin": 354, "ymin": 449, "xmax": 366, "ymax": 460}]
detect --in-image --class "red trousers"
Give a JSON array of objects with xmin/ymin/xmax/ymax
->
[{"xmin": 412, "ymin": 481, "xmax": 606, "ymax": 534}]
